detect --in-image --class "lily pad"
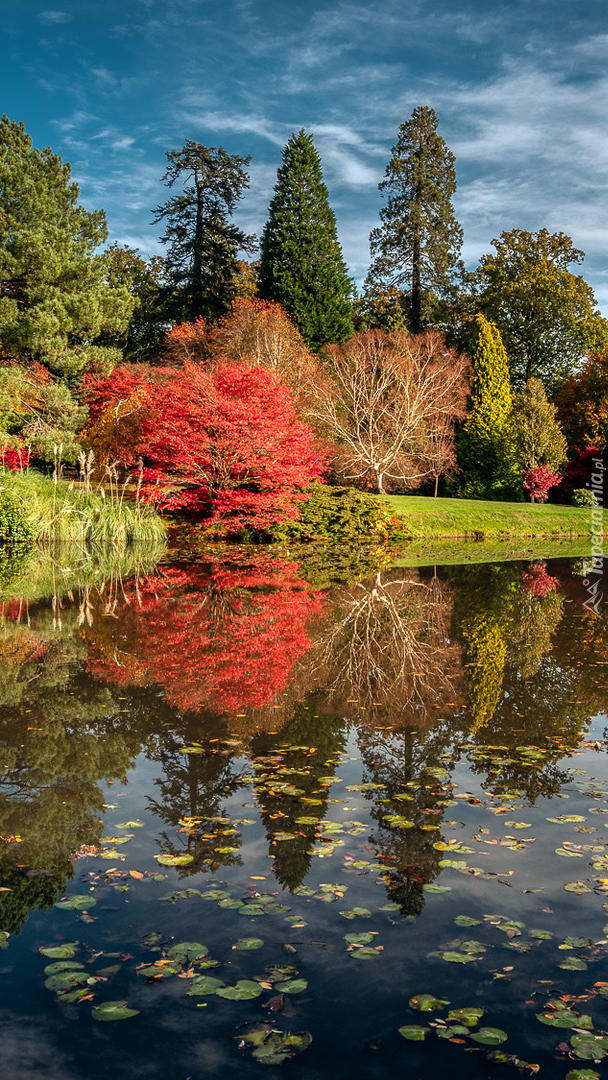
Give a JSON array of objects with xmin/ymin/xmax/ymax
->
[
  {"xmin": 91, "ymin": 1000, "xmax": 140, "ymax": 1022},
  {"xmin": 216, "ymin": 979, "xmax": 263, "ymax": 1000},
  {"xmin": 40, "ymin": 942, "xmax": 79, "ymax": 959},
  {"xmin": 188, "ymin": 975, "xmax": 226, "ymax": 996},
  {"xmin": 470, "ymin": 1028, "xmax": 508, "ymax": 1046},
  {"xmin": 275, "ymin": 978, "xmax": 308, "ymax": 993},
  {"xmin": 409, "ymin": 994, "xmax": 450, "ymax": 1012},
  {"xmin": 399, "ymin": 1025, "xmax": 428, "ymax": 1041},
  {"xmin": 55, "ymin": 895, "xmax": 97, "ymax": 910},
  {"xmin": 155, "ymin": 853, "xmax": 194, "ymax": 867},
  {"xmin": 447, "ymin": 1007, "xmax": 485, "ymax": 1026},
  {"xmin": 233, "ymin": 937, "xmax": 264, "ymax": 951}
]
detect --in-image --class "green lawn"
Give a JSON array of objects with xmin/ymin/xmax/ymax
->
[{"xmin": 378, "ymin": 494, "xmax": 604, "ymax": 541}]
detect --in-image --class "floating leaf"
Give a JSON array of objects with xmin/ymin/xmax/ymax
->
[
  {"xmin": 339, "ymin": 908, "xmax": 371, "ymax": 920},
  {"xmin": 216, "ymin": 979, "xmax": 263, "ymax": 1000},
  {"xmin": 470, "ymin": 1028, "xmax": 508, "ymax": 1045},
  {"xmin": 155, "ymin": 853, "xmax": 194, "ymax": 867},
  {"xmin": 350, "ymin": 947, "xmax": 380, "ymax": 960},
  {"xmin": 188, "ymin": 975, "xmax": 226, "ymax": 996},
  {"xmin": 570, "ymin": 1033, "xmax": 608, "ymax": 1062},
  {"xmin": 398, "ymin": 1025, "xmax": 428, "ymax": 1041},
  {"xmin": 55, "ymin": 895, "xmax": 96, "ymax": 910},
  {"xmin": 275, "ymin": 978, "xmax": 308, "ymax": 994},
  {"xmin": 40, "ymin": 942, "xmax": 79, "ymax": 959},
  {"xmin": 344, "ymin": 932, "xmax": 374, "ymax": 945},
  {"xmin": 409, "ymin": 994, "xmax": 450, "ymax": 1012},
  {"xmin": 91, "ymin": 1000, "xmax": 140, "ymax": 1022},
  {"xmin": 447, "ymin": 1007, "xmax": 485, "ymax": 1026},
  {"xmin": 233, "ymin": 937, "xmax": 264, "ymax": 951}
]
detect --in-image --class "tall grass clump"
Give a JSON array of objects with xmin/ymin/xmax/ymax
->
[{"xmin": 0, "ymin": 450, "xmax": 165, "ymax": 549}]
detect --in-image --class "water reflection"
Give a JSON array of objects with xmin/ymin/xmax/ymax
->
[{"xmin": 0, "ymin": 547, "xmax": 605, "ymax": 930}]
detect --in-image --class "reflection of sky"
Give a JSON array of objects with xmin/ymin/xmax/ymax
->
[{"xmin": 2, "ymin": 1, "xmax": 607, "ymax": 306}]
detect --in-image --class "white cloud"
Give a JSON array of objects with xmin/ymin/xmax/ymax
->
[{"xmin": 38, "ymin": 10, "xmax": 72, "ymax": 24}]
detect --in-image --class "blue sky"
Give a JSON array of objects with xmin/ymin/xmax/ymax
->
[{"xmin": 3, "ymin": 0, "xmax": 608, "ymax": 308}]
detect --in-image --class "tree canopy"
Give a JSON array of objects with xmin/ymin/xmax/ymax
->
[
  {"xmin": 259, "ymin": 130, "xmax": 354, "ymax": 350},
  {"xmin": 0, "ymin": 115, "xmax": 134, "ymax": 379},
  {"xmin": 474, "ymin": 228, "xmax": 608, "ymax": 390},
  {"xmin": 153, "ymin": 140, "xmax": 254, "ymax": 324},
  {"xmin": 366, "ymin": 106, "xmax": 463, "ymax": 334}
]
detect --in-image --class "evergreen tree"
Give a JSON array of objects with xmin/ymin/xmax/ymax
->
[
  {"xmin": 0, "ymin": 115, "xmax": 134, "ymax": 379},
  {"xmin": 153, "ymin": 140, "xmax": 254, "ymax": 324},
  {"xmin": 513, "ymin": 378, "xmax": 568, "ymax": 473},
  {"xmin": 455, "ymin": 315, "xmax": 521, "ymax": 499},
  {"xmin": 258, "ymin": 130, "xmax": 354, "ymax": 350},
  {"xmin": 366, "ymin": 106, "xmax": 463, "ymax": 334}
]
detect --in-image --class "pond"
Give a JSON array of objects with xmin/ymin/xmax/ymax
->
[{"xmin": 0, "ymin": 544, "xmax": 606, "ymax": 1078}]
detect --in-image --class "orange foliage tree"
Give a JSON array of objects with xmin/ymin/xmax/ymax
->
[{"xmin": 554, "ymin": 351, "xmax": 608, "ymax": 453}]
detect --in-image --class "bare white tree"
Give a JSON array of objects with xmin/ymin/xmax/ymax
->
[{"xmin": 310, "ymin": 330, "xmax": 469, "ymax": 493}]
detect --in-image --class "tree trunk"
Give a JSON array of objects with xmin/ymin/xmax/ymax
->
[
  {"xmin": 376, "ymin": 472, "xmax": 384, "ymax": 493},
  {"xmin": 434, "ymin": 474, "xmax": 439, "ymax": 498},
  {"xmin": 411, "ymin": 228, "xmax": 422, "ymax": 333},
  {"xmin": 191, "ymin": 172, "xmax": 205, "ymax": 320}
]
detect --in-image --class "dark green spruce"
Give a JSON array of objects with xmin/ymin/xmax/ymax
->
[{"xmin": 258, "ymin": 130, "xmax": 354, "ymax": 350}]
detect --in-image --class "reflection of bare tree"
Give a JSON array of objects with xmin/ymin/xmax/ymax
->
[{"xmin": 299, "ymin": 569, "xmax": 462, "ymax": 727}]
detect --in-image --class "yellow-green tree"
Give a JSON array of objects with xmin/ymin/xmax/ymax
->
[{"xmin": 455, "ymin": 315, "xmax": 521, "ymax": 499}]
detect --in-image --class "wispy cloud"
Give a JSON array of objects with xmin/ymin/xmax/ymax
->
[{"xmin": 38, "ymin": 10, "xmax": 72, "ymax": 24}]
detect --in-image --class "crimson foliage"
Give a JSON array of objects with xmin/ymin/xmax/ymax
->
[{"xmin": 85, "ymin": 362, "xmax": 325, "ymax": 530}]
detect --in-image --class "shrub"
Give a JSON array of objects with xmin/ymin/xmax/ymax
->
[
  {"xmin": 1, "ymin": 436, "xmax": 31, "ymax": 472},
  {"xmin": 270, "ymin": 484, "xmax": 407, "ymax": 544},
  {"xmin": 522, "ymin": 464, "xmax": 561, "ymax": 502},
  {"xmin": 571, "ymin": 487, "xmax": 599, "ymax": 508},
  {"xmin": 0, "ymin": 487, "xmax": 34, "ymax": 549}
]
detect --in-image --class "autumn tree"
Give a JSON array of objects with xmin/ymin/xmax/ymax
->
[
  {"xmin": 474, "ymin": 229, "xmax": 608, "ymax": 390},
  {"xmin": 259, "ymin": 130, "xmax": 354, "ymax": 349},
  {"xmin": 311, "ymin": 329, "xmax": 468, "ymax": 493},
  {"xmin": 0, "ymin": 116, "xmax": 134, "ymax": 380},
  {"xmin": 554, "ymin": 351, "xmax": 608, "ymax": 453},
  {"xmin": 164, "ymin": 298, "xmax": 318, "ymax": 406},
  {"xmin": 455, "ymin": 315, "xmax": 520, "ymax": 500},
  {"xmin": 85, "ymin": 363, "xmax": 325, "ymax": 530},
  {"xmin": 153, "ymin": 140, "xmax": 255, "ymax": 324},
  {"xmin": 366, "ymin": 106, "xmax": 463, "ymax": 334}
]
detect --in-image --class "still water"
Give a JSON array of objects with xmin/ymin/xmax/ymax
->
[{"xmin": 0, "ymin": 545, "xmax": 607, "ymax": 1078}]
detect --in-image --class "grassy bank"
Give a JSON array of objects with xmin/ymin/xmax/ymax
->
[
  {"xmin": 0, "ymin": 469, "xmax": 166, "ymax": 548},
  {"xmin": 379, "ymin": 494, "xmax": 604, "ymax": 541}
]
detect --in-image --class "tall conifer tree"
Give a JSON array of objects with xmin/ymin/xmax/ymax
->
[
  {"xmin": 455, "ymin": 315, "xmax": 521, "ymax": 499},
  {"xmin": 366, "ymin": 106, "xmax": 462, "ymax": 333},
  {"xmin": 154, "ymin": 141, "xmax": 254, "ymax": 324},
  {"xmin": 259, "ymin": 130, "xmax": 353, "ymax": 350}
]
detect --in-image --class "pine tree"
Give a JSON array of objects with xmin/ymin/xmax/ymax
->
[
  {"xmin": 258, "ymin": 130, "xmax": 353, "ymax": 350},
  {"xmin": 0, "ymin": 115, "xmax": 134, "ymax": 379},
  {"xmin": 366, "ymin": 106, "xmax": 463, "ymax": 334},
  {"xmin": 153, "ymin": 140, "xmax": 254, "ymax": 324},
  {"xmin": 456, "ymin": 315, "xmax": 521, "ymax": 499}
]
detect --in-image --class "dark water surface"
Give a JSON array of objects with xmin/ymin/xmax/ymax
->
[{"xmin": 0, "ymin": 546, "xmax": 607, "ymax": 1078}]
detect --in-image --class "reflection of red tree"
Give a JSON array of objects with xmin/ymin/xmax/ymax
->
[
  {"xmin": 86, "ymin": 555, "xmax": 324, "ymax": 714},
  {"xmin": 522, "ymin": 561, "xmax": 559, "ymax": 598}
]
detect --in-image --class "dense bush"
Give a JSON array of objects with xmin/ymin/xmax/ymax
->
[
  {"xmin": 0, "ymin": 486, "xmax": 34, "ymax": 549},
  {"xmin": 270, "ymin": 483, "xmax": 406, "ymax": 544},
  {"xmin": 571, "ymin": 487, "xmax": 599, "ymax": 508}
]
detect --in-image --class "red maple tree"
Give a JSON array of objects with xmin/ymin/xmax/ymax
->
[
  {"xmin": 84, "ymin": 362, "xmax": 325, "ymax": 530},
  {"xmin": 523, "ymin": 464, "xmax": 560, "ymax": 502}
]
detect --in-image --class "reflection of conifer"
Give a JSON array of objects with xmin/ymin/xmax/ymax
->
[
  {"xmin": 357, "ymin": 726, "xmax": 455, "ymax": 915},
  {"xmin": 146, "ymin": 716, "xmax": 245, "ymax": 875},
  {"xmin": 250, "ymin": 706, "xmax": 346, "ymax": 891}
]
